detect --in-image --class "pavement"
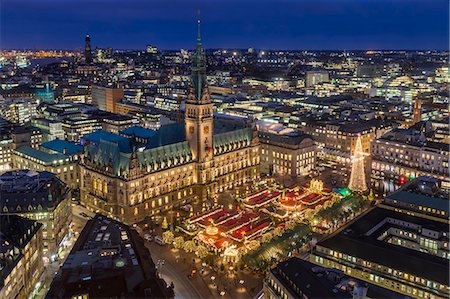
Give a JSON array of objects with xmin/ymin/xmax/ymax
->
[{"xmin": 146, "ymin": 241, "xmax": 263, "ymax": 299}]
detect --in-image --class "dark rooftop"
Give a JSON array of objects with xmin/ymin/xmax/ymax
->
[
  {"xmin": 46, "ymin": 214, "xmax": 173, "ymax": 299},
  {"xmin": 271, "ymin": 257, "xmax": 408, "ymax": 299},
  {"xmin": 317, "ymin": 207, "xmax": 449, "ymax": 285}
]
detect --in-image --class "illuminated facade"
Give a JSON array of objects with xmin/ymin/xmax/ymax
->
[
  {"xmin": 371, "ymin": 128, "xmax": 449, "ymax": 184},
  {"xmin": 12, "ymin": 145, "xmax": 80, "ymax": 190},
  {"xmin": 259, "ymin": 131, "xmax": 316, "ymax": 177},
  {"xmin": 0, "ymin": 97, "xmax": 38, "ymax": 124},
  {"xmin": 91, "ymin": 85, "xmax": 125, "ymax": 113},
  {"xmin": 80, "ymin": 22, "xmax": 259, "ymax": 224},
  {"xmin": 0, "ymin": 216, "xmax": 43, "ymax": 299},
  {"xmin": 300, "ymin": 119, "xmax": 391, "ymax": 165},
  {"xmin": 0, "ymin": 170, "xmax": 72, "ymax": 258},
  {"xmin": 310, "ymin": 207, "xmax": 449, "ymax": 299}
]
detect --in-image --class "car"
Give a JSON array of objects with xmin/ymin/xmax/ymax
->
[
  {"xmin": 144, "ymin": 234, "xmax": 153, "ymax": 241},
  {"xmin": 154, "ymin": 236, "xmax": 165, "ymax": 245}
]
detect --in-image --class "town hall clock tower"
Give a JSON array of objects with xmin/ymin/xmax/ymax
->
[{"xmin": 185, "ymin": 18, "xmax": 215, "ymax": 193}]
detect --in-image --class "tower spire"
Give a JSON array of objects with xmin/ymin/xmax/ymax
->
[{"xmin": 197, "ymin": 11, "xmax": 202, "ymax": 46}]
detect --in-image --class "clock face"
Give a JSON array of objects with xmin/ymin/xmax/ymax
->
[
  {"xmin": 189, "ymin": 126, "xmax": 194, "ymax": 134},
  {"xmin": 204, "ymin": 126, "xmax": 209, "ymax": 134}
]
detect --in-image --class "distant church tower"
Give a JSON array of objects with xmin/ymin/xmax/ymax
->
[
  {"xmin": 85, "ymin": 34, "xmax": 92, "ymax": 64},
  {"xmin": 185, "ymin": 18, "xmax": 215, "ymax": 188}
]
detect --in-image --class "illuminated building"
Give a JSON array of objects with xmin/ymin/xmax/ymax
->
[
  {"xmin": 146, "ymin": 44, "xmax": 158, "ymax": 54},
  {"xmin": 80, "ymin": 21, "xmax": 259, "ymax": 224},
  {"xmin": 0, "ymin": 133, "xmax": 13, "ymax": 172},
  {"xmin": 91, "ymin": 85, "xmax": 125, "ymax": 113},
  {"xmin": 264, "ymin": 258, "xmax": 405, "ymax": 299},
  {"xmin": 310, "ymin": 206, "xmax": 449, "ymax": 299},
  {"xmin": 0, "ymin": 215, "xmax": 43, "ymax": 299},
  {"xmin": 300, "ymin": 118, "xmax": 391, "ymax": 165},
  {"xmin": 412, "ymin": 99, "xmax": 423, "ymax": 124},
  {"xmin": 0, "ymin": 97, "xmax": 38, "ymax": 124},
  {"xmin": 306, "ymin": 70, "xmax": 329, "ymax": 87},
  {"xmin": 32, "ymin": 118, "xmax": 65, "ymax": 141},
  {"xmin": 12, "ymin": 141, "xmax": 81, "ymax": 191},
  {"xmin": 0, "ymin": 170, "xmax": 71, "ymax": 258},
  {"xmin": 382, "ymin": 176, "xmax": 449, "ymax": 221},
  {"xmin": 259, "ymin": 129, "xmax": 316, "ymax": 177},
  {"xmin": 101, "ymin": 114, "xmax": 137, "ymax": 134},
  {"xmin": 371, "ymin": 128, "xmax": 449, "ymax": 186},
  {"xmin": 46, "ymin": 214, "xmax": 174, "ymax": 298},
  {"xmin": 11, "ymin": 126, "xmax": 42, "ymax": 149},
  {"xmin": 62, "ymin": 115, "xmax": 103, "ymax": 142},
  {"xmin": 0, "ymin": 126, "xmax": 42, "ymax": 172},
  {"xmin": 84, "ymin": 34, "xmax": 92, "ymax": 64}
]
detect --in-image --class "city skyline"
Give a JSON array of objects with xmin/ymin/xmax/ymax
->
[{"xmin": 1, "ymin": 0, "xmax": 449, "ymax": 51}]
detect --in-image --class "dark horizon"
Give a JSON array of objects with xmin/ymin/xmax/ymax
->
[{"xmin": 1, "ymin": 0, "xmax": 449, "ymax": 51}]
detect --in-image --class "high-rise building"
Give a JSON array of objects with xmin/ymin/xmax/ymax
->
[
  {"xmin": 91, "ymin": 85, "xmax": 124, "ymax": 113},
  {"xmin": 85, "ymin": 33, "xmax": 92, "ymax": 63}
]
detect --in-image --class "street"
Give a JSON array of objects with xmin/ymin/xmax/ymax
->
[
  {"xmin": 33, "ymin": 203, "xmax": 95, "ymax": 299},
  {"xmin": 146, "ymin": 241, "xmax": 263, "ymax": 299}
]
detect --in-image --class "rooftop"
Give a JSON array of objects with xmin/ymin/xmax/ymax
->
[
  {"xmin": 317, "ymin": 207, "xmax": 449, "ymax": 285},
  {"xmin": 15, "ymin": 146, "xmax": 70, "ymax": 164},
  {"xmin": 47, "ymin": 214, "xmax": 173, "ymax": 298},
  {"xmin": 120, "ymin": 126, "xmax": 157, "ymax": 140},
  {"xmin": 0, "ymin": 170, "xmax": 68, "ymax": 212},
  {"xmin": 41, "ymin": 139, "xmax": 83, "ymax": 156},
  {"xmin": 270, "ymin": 257, "xmax": 408, "ymax": 299}
]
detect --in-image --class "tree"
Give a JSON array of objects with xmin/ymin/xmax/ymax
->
[
  {"xmin": 285, "ymin": 220, "xmax": 296, "ymax": 231},
  {"xmin": 247, "ymin": 240, "xmax": 260, "ymax": 251},
  {"xmin": 162, "ymin": 231, "xmax": 174, "ymax": 245},
  {"xmin": 348, "ymin": 135, "xmax": 368, "ymax": 192},
  {"xmin": 161, "ymin": 217, "xmax": 169, "ymax": 230},
  {"xmin": 261, "ymin": 233, "xmax": 273, "ymax": 244},
  {"xmin": 183, "ymin": 240, "xmax": 197, "ymax": 253},
  {"xmin": 273, "ymin": 227, "xmax": 284, "ymax": 238},
  {"xmin": 196, "ymin": 245, "xmax": 209, "ymax": 259},
  {"xmin": 173, "ymin": 236, "xmax": 185, "ymax": 249},
  {"xmin": 304, "ymin": 209, "xmax": 314, "ymax": 220}
]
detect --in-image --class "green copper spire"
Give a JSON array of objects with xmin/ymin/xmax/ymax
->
[{"xmin": 191, "ymin": 15, "xmax": 208, "ymax": 103}]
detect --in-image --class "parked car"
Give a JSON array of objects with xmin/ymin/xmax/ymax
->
[
  {"xmin": 144, "ymin": 234, "xmax": 153, "ymax": 241},
  {"xmin": 154, "ymin": 236, "xmax": 164, "ymax": 246}
]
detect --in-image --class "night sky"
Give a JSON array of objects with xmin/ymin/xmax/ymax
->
[{"xmin": 1, "ymin": 0, "xmax": 448, "ymax": 50}]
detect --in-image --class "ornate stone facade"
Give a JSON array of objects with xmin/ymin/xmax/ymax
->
[{"xmin": 80, "ymin": 23, "xmax": 259, "ymax": 224}]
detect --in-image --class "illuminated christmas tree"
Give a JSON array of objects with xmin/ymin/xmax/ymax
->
[
  {"xmin": 348, "ymin": 135, "xmax": 368, "ymax": 192},
  {"xmin": 161, "ymin": 217, "xmax": 168, "ymax": 230}
]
